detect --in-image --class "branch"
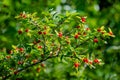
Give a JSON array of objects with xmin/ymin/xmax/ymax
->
[{"xmin": 3, "ymin": 55, "xmax": 58, "ymax": 80}]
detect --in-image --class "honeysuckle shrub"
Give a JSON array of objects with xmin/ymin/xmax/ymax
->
[{"xmin": 0, "ymin": 11, "xmax": 115, "ymax": 80}]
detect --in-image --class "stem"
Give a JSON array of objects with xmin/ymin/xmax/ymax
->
[
  {"xmin": 3, "ymin": 46, "xmax": 61, "ymax": 80},
  {"xmin": 3, "ymin": 55, "xmax": 58, "ymax": 80}
]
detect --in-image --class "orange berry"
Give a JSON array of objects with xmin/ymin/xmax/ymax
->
[
  {"xmin": 109, "ymin": 32, "xmax": 113, "ymax": 35},
  {"xmin": 32, "ymin": 59, "xmax": 38, "ymax": 64},
  {"xmin": 41, "ymin": 63, "xmax": 45, "ymax": 67},
  {"xmin": 86, "ymin": 28, "xmax": 90, "ymax": 31},
  {"xmin": 6, "ymin": 56, "xmax": 11, "ymax": 59},
  {"xmin": 37, "ymin": 67, "xmax": 40, "ymax": 72},
  {"xmin": 38, "ymin": 46, "xmax": 42, "ymax": 49}
]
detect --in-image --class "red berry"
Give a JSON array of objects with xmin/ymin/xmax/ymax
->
[
  {"xmin": 23, "ymin": 14, "xmax": 26, "ymax": 19},
  {"xmin": 93, "ymin": 38, "xmax": 98, "ymax": 43},
  {"xmin": 20, "ymin": 13, "xmax": 23, "ymax": 17},
  {"xmin": 38, "ymin": 31, "xmax": 42, "ymax": 35},
  {"xmin": 18, "ymin": 61, "xmax": 23, "ymax": 65},
  {"xmin": 14, "ymin": 71, "xmax": 18, "ymax": 75},
  {"xmin": 19, "ymin": 48, "xmax": 24, "ymax": 52},
  {"xmin": 86, "ymin": 28, "xmax": 90, "ymax": 31},
  {"xmin": 20, "ymin": 13, "xmax": 26, "ymax": 18},
  {"xmin": 74, "ymin": 62, "xmax": 80, "ymax": 68},
  {"xmin": 101, "ymin": 32, "xmax": 104, "ymax": 34},
  {"xmin": 83, "ymin": 32, "xmax": 86, "ymax": 36},
  {"xmin": 8, "ymin": 50, "xmax": 13, "ymax": 54},
  {"xmin": 25, "ymin": 54, "xmax": 30, "ymax": 58},
  {"xmin": 81, "ymin": 17, "xmax": 86, "ymax": 23},
  {"xmin": 43, "ymin": 31, "xmax": 46, "ymax": 35},
  {"xmin": 83, "ymin": 58, "xmax": 89, "ymax": 63},
  {"xmin": 6, "ymin": 56, "xmax": 11, "ymax": 59},
  {"xmin": 89, "ymin": 61, "xmax": 93, "ymax": 65},
  {"xmin": 37, "ymin": 67, "xmax": 40, "ymax": 72},
  {"xmin": 94, "ymin": 59, "xmax": 99, "ymax": 63},
  {"xmin": 78, "ymin": 32, "xmax": 81, "ymax": 35},
  {"xmin": 38, "ymin": 46, "xmax": 42, "ymax": 49},
  {"xmin": 25, "ymin": 29, "xmax": 29, "ymax": 32},
  {"xmin": 18, "ymin": 30, "xmax": 22, "ymax": 34},
  {"xmin": 33, "ymin": 40, "xmax": 37, "ymax": 45},
  {"xmin": 37, "ymin": 40, "xmax": 41, "ymax": 43},
  {"xmin": 58, "ymin": 32, "xmax": 62, "ymax": 38},
  {"xmin": 97, "ymin": 28, "xmax": 101, "ymax": 32},
  {"xmin": 76, "ymin": 26, "xmax": 80, "ymax": 28},
  {"xmin": 74, "ymin": 34, "xmax": 79, "ymax": 39}
]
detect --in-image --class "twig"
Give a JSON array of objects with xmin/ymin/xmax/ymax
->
[{"xmin": 3, "ymin": 55, "xmax": 58, "ymax": 80}]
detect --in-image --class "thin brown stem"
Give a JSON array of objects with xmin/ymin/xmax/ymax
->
[{"xmin": 3, "ymin": 55, "xmax": 58, "ymax": 80}]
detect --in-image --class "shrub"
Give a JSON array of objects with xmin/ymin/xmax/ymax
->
[{"xmin": 0, "ymin": 11, "xmax": 115, "ymax": 79}]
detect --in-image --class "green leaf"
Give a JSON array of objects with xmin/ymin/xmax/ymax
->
[
  {"xmin": 45, "ymin": 16, "xmax": 49, "ymax": 23},
  {"xmin": 48, "ymin": 23, "xmax": 56, "ymax": 27}
]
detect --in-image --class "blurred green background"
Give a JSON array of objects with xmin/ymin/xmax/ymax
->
[{"xmin": 0, "ymin": 0, "xmax": 120, "ymax": 80}]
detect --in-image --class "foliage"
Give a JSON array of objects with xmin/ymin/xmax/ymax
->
[
  {"xmin": 0, "ymin": 0, "xmax": 120, "ymax": 80},
  {"xmin": 0, "ymin": 11, "xmax": 115, "ymax": 79}
]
